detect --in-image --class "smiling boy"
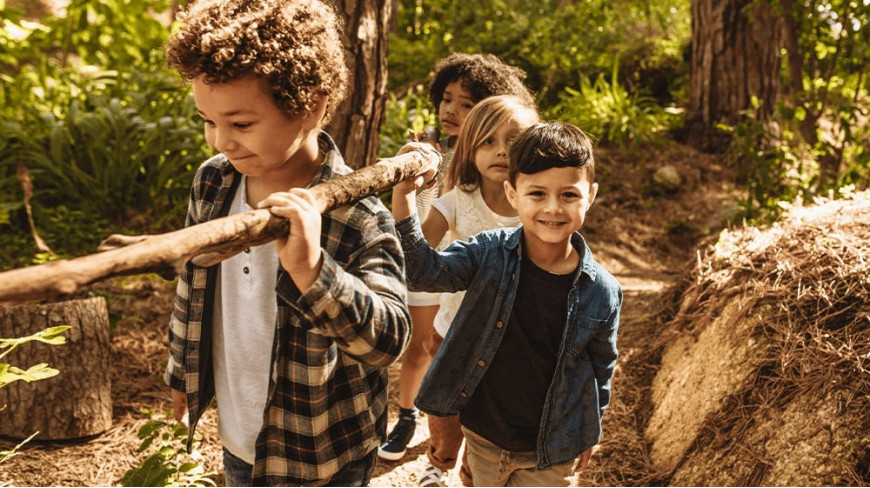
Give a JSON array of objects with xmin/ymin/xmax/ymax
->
[
  {"xmin": 162, "ymin": 1, "xmax": 411, "ymax": 486},
  {"xmin": 393, "ymin": 121, "xmax": 622, "ymax": 486}
]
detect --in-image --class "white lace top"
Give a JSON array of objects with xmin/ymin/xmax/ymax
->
[{"xmin": 430, "ymin": 186, "xmax": 521, "ymax": 337}]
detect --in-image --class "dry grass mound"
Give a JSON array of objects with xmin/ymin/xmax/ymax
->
[{"xmin": 646, "ymin": 191, "xmax": 870, "ymax": 486}]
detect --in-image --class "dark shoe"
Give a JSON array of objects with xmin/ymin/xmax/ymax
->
[{"xmin": 377, "ymin": 408, "xmax": 418, "ymax": 461}]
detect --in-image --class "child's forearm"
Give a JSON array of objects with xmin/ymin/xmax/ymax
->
[{"xmin": 390, "ymin": 184, "xmax": 417, "ymax": 220}]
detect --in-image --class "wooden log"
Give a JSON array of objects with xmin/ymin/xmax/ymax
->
[
  {"xmin": 0, "ymin": 297, "xmax": 112, "ymax": 440},
  {"xmin": 0, "ymin": 146, "xmax": 440, "ymax": 303}
]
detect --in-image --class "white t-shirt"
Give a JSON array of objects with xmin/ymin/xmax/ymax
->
[
  {"xmin": 212, "ymin": 175, "xmax": 279, "ymax": 464},
  {"xmin": 430, "ymin": 186, "xmax": 520, "ymax": 337}
]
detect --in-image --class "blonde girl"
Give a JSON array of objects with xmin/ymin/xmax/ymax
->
[{"xmin": 392, "ymin": 94, "xmax": 540, "ymax": 487}]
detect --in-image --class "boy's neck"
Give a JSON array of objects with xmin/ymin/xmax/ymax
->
[{"xmin": 522, "ymin": 233, "xmax": 579, "ymax": 275}]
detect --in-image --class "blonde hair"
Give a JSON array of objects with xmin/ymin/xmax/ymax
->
[{"xmin": 444, "ymin": 95, "xmax": 540, "ymax": 192}]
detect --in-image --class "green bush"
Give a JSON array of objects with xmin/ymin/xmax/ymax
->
[
  {"xmin": 378, "ymin": 84, "xmax": 438, "ymax": 158},
  {"xmin": 544, "ymin": 61, "xmax": 679, "ymax": 146},
  {"xmin": 0, "ymin": 2, "xmax": 208, "ymax": 266}
]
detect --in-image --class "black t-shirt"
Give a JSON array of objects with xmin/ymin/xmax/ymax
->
[{"xmin": 460, "ymin": 256, "xmax": 575, "ymax": 451}]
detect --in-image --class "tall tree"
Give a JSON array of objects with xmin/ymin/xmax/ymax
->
[
  {"xmin": 685, "ymin": 0, "xmax": 784, "ymax": 152},
  {"xmin": 326, "ymin": 0, "xmax": 395, "ymax": 169}
]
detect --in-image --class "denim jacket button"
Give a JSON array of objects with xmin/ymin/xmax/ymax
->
[
  {"xmin": 460, "ymin": 391, "xmax": 468, "ymax": 398},
  {"xmin": 477, "ymin": 360, "xmax": 485, "ymax": 367},
  {"xmin": 496, "ymin": 321, "xmax": 503, "ymax": 328}
]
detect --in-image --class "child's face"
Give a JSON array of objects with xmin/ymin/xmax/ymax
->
[
  {"xmin": 438, "ymin": 80, "xmax": 475, "ymax": 138},
  {"xmin": 192, "ymin": 75, "xmax": 322, "ymax": 178},
  {"xmin": 473, "ymin": 119, "xmax": 526, "ymax": 185},
  {"xmin": 504, "ymin": 167, "xmax": 598, "ymax": 246}
]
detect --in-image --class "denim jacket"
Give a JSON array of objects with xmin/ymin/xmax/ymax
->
[{"xmin": 396, "ymin": 213, "xmax": 621, "ymax": 469}]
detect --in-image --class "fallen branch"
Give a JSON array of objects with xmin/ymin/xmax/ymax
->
[{"xmin": 0, "ymin": 146, "xmax": 440, "ymax": 303}]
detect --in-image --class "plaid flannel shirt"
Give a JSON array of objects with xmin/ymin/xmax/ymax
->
[{"xmin": 164, "ymin": 132, "xmax": 411, "ymax": 484}]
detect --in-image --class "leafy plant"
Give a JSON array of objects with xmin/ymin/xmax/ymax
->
[
  {"xmin": 0, "ymin": 2, "xmax": 208, "ymax": 266},
  {"xmin": 0, "ymin": 325, "xmax": 69, "ymax": 463},
  {"xmin": 722, "ymin": 97, "xmax": 821, "ymax": 222},
  {"xmin": 122, "ymin": 410, "xmax": 216, "ymax": 487},
  {"xmin": 545, "ymin": 60, "xmax": 678, "ymax": 146},
  {"xmin": 0, "ymin": 325, "xmax": 69, "ymax": 389},
  {"xmin": 378, "ymin": 83, "xmax": 438, "ymax": 158},
  {"xmin": 388, "ymin": 0, "xmax": 691, "ymax": 108}
]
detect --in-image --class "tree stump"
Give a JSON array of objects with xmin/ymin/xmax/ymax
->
[{"xmin": 0, "ymin": 296, "xmax": 112, "ymax": 440}]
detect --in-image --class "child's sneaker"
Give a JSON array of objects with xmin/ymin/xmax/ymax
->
[
  {"xmin": 418, "ymin": 463, "xmax": 446, "ymax": 487},
  {"xmin": 377, "ymin": 407, "xmax": 418, "ymax": 461}
]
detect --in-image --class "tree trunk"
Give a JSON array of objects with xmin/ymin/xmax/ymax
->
[
  {"xmin": 0, "ymin": 297, "xmax": 112, "ymax": 440},
  {"xmin": 685, "ymin": 0, "xmax": 784, "ymax": 152},
  {"xmin": 326, "ymin": 0, "xmax": 394, "ymax": 169}
]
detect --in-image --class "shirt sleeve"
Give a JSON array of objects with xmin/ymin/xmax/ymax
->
[
  {"xmin": 588, "ymin": 289, "xmax": 622, "ymax": 416},
  {"xmin": 276, "ymin": 201, "xmax": 412, "ymax": 368}
]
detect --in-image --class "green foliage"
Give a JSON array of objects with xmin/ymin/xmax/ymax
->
[
  {"xmin": 122, "ymin": 410, "xmax": 216, "ymax": 487},
  {"xmin": 716, "ymin": 0, "xmax": 870, "ymax": 220},
  {"xmin": 1, "ymin": 0, "xmax": 172, "ymax": 70},
  {"xmin": 0, "ymin": 1, "xmax": 208, "ymax": 266},
  {"xmin": 0, "ymin": 325, "xmax": 69, "ymax": 388},
  {"xmin": 723, "ymin": 97, "xmax": 821, "ymax": 222},
  {"xmin": 0, "ymin": 325, "xmax": 69, "ymax": 463},
  {"xmin": 389, "ymin": 0, "xmax": 691, "ymax": 107},
  {"xmin": 378, "ymin": 84, "xmax": 439, "ymax": 158},
  {"xmin": 544, "ymin": 60, "xmax": 679, "ymax": 146}
]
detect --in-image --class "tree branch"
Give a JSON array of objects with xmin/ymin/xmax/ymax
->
[{"xmin": 0, "ymin": 146, "xmax": 440, "ymax": 304}]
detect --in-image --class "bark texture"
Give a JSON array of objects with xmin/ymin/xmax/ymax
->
[
  {"xmin": 326, "ymin": 0, "xmax": 393, "ymax": 169},
  {"xmin": 0, "ymin": 297, "xmax": 112, "ymax": 440},
  {"xmin": 686, "ymin": 0, "xmax": 783, "ymax": 152}
]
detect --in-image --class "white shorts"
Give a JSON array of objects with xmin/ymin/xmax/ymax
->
[{"xmin": 408, "ymin": 290, "xmax": 441, "ymax": 307}]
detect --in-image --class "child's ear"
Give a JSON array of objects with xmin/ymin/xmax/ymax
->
[
  {"xmin": 588, "ymin": 181, "xmax": 599, "ymax": 207},
  {"xmin": 504, "ymin": 180, "xmax": 519, "ymax": 209},
  {"xmin": 302, "ymin": 95, "xmax": 329, "ymax": 130}
]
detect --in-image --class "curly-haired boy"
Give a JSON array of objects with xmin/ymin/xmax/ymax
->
[{"xmin": 162, "ymin": 0, "xmax": 411, "ymax": 485}]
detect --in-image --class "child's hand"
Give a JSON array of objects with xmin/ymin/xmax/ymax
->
[
  {"xmin": 257, "ymin": 188, "xmax": 324, "ymax": 293},
  {"xmin": 171, "ymin": 388, "xmax": 189, "ymax": 427},
  {"xmin": 570, "ymin": 445, "xmax": 597, "ymax": 486},
  {"xmin": 407, "ymin": 127, "xmax": 441, "ymax": 151}
]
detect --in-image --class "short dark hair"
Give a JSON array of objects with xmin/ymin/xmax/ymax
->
[
  {"xmin": 508, "ymin": 122, "xmax": 595, "ymax": 186},
  {"xmin": 428, "ymin": 52, "xmax": 534, "ymax": 109}
]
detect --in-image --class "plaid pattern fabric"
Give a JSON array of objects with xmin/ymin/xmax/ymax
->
[{"xmin": 165, "ymin": 132, "xmax": 411, "ymax": 484}]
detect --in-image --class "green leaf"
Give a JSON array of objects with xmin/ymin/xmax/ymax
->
[
  {"xmin": 137, "ymin": 420, "xmax": 167, "ymax": 439},
  {"xmin": 0, "ymin": 363, "xmax": 60, "ymax": 388},
  {"xmin": 121, "ymin": 452, "xmax": 177, "ymax": 487}
]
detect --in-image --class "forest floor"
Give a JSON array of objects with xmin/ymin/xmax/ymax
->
[{"xmin": 0, "ymin": 139, "xmax": 742, "ymax": 487}]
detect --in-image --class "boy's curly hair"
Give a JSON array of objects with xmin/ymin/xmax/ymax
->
[
  {"xmin": 165, "ymin": 0, "xmax": 349, "ymax": 123},
  {"xmin": 428, "ymin": 53, "xmax": 535, "ymax": 109}
]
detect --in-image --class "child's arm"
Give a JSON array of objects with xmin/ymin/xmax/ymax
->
[
  {"xmin": 421, "ymin": 208, "xmax": 449, "ymax": 248},
  {"xmin": 259, "ymin": 187, "xmax": 411, "ymax": 367},
  {"xmin": 390, "ymin": 141, "xmax": 439, "ymax": 221},
  {"xmin": 588, "ymin": 301, "xmax": 621, "ymax": 416}
]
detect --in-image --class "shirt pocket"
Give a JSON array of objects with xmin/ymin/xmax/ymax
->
[{"xmin": 564, "ymin": 316, "xmax": 608, "ymax": 357}]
